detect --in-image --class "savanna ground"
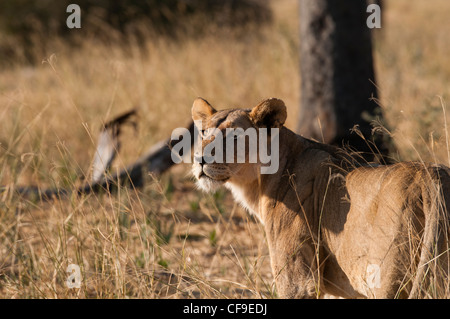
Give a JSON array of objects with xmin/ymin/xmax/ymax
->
[{"xmin": 1, "ymin": 0, "xmax": 450, "ymax": 298}]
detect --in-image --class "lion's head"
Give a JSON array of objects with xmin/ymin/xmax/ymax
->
[{"xmin": 191, "ymin": 97, "xmax": 286, "ymax": 193}]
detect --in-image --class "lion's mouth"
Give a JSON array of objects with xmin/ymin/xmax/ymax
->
[{"xmin": 199, "ymin": 171, "xmax": 229, "ymax": 182}]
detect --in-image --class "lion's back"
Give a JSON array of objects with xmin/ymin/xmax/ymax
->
[{"xmin": 340, "ymin": 161, "xmax": 450, "ymax": 297}]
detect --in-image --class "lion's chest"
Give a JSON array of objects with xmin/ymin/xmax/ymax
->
[{"xmin": 225, "ymin": 182, "xmax": 265, "ymax": 224}]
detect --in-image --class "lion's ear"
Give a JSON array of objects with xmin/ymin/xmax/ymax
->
[
  {"xmin": 192, "ymin": 98, "xmax": 216, "ymax": 122},
  {"xmin": 249, "ymin": 98, "xmax": 287, "ymax": 128}
]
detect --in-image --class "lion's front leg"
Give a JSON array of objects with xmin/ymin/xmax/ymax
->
[{"xmin": 268, "ymin": 235, "xmax": 323, "ymax": 299}]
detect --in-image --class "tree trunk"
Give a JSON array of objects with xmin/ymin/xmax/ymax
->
[{"xmin": 297, "ymin": 0, "xmax": 389, "ymax": 162}]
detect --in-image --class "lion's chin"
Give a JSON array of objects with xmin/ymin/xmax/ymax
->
[{"xmin": 195, "ymin": 175, "xmax": 227, "ymax": 193}]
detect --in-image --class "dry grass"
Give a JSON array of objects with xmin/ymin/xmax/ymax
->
[
  {"xmin": 375, "ymin": 0, "xmax": 450, "ymax": 164},
  {"xmin": 0, "ymin": 0, "xmax": 450, "ymax": 298}
]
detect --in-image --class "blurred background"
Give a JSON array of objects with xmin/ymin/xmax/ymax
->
[{"xmin": 1, "ymin": 0, "xmax": 450, "ymax": 298}]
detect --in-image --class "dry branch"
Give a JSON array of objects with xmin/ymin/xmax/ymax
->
[{"xmin": 12, "ymin": 120, "xmax": 194, "ymax": 201}]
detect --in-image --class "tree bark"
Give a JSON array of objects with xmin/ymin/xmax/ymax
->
[{"xmin": 297, "ymin": 0, "xmax": 389, "ymax": 161}]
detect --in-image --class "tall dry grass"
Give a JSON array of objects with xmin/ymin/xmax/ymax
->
[{"xmin": 0, "ymin": 0, "xmax": 450, "ymax": 298}]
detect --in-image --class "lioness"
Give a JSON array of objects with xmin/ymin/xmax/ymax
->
[{"xmin": 191, "ymin": 97, "xmax": 450, "ymax": 299}]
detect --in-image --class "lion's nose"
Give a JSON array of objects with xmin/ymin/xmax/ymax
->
[
  {"xmin": 195, "ymin": 155, "xmax": 215, "ymax": 165},
  {"xmin": 194, "ymin": 155, "xmax": 204, "ymax": 166}
]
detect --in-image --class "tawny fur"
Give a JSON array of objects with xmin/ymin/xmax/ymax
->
[{"xmin": 191, "ymin": 97, "xmax": 450, "ymax": 299}]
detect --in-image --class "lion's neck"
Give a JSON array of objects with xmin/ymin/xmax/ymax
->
[{"xmin": 225, "ymin": 180, "xmax": 263, "ymax": 222}]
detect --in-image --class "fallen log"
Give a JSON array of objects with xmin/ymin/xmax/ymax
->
[{"xmin": 10, "ymin": 118, "xmax": 195, "ymax": 202}]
